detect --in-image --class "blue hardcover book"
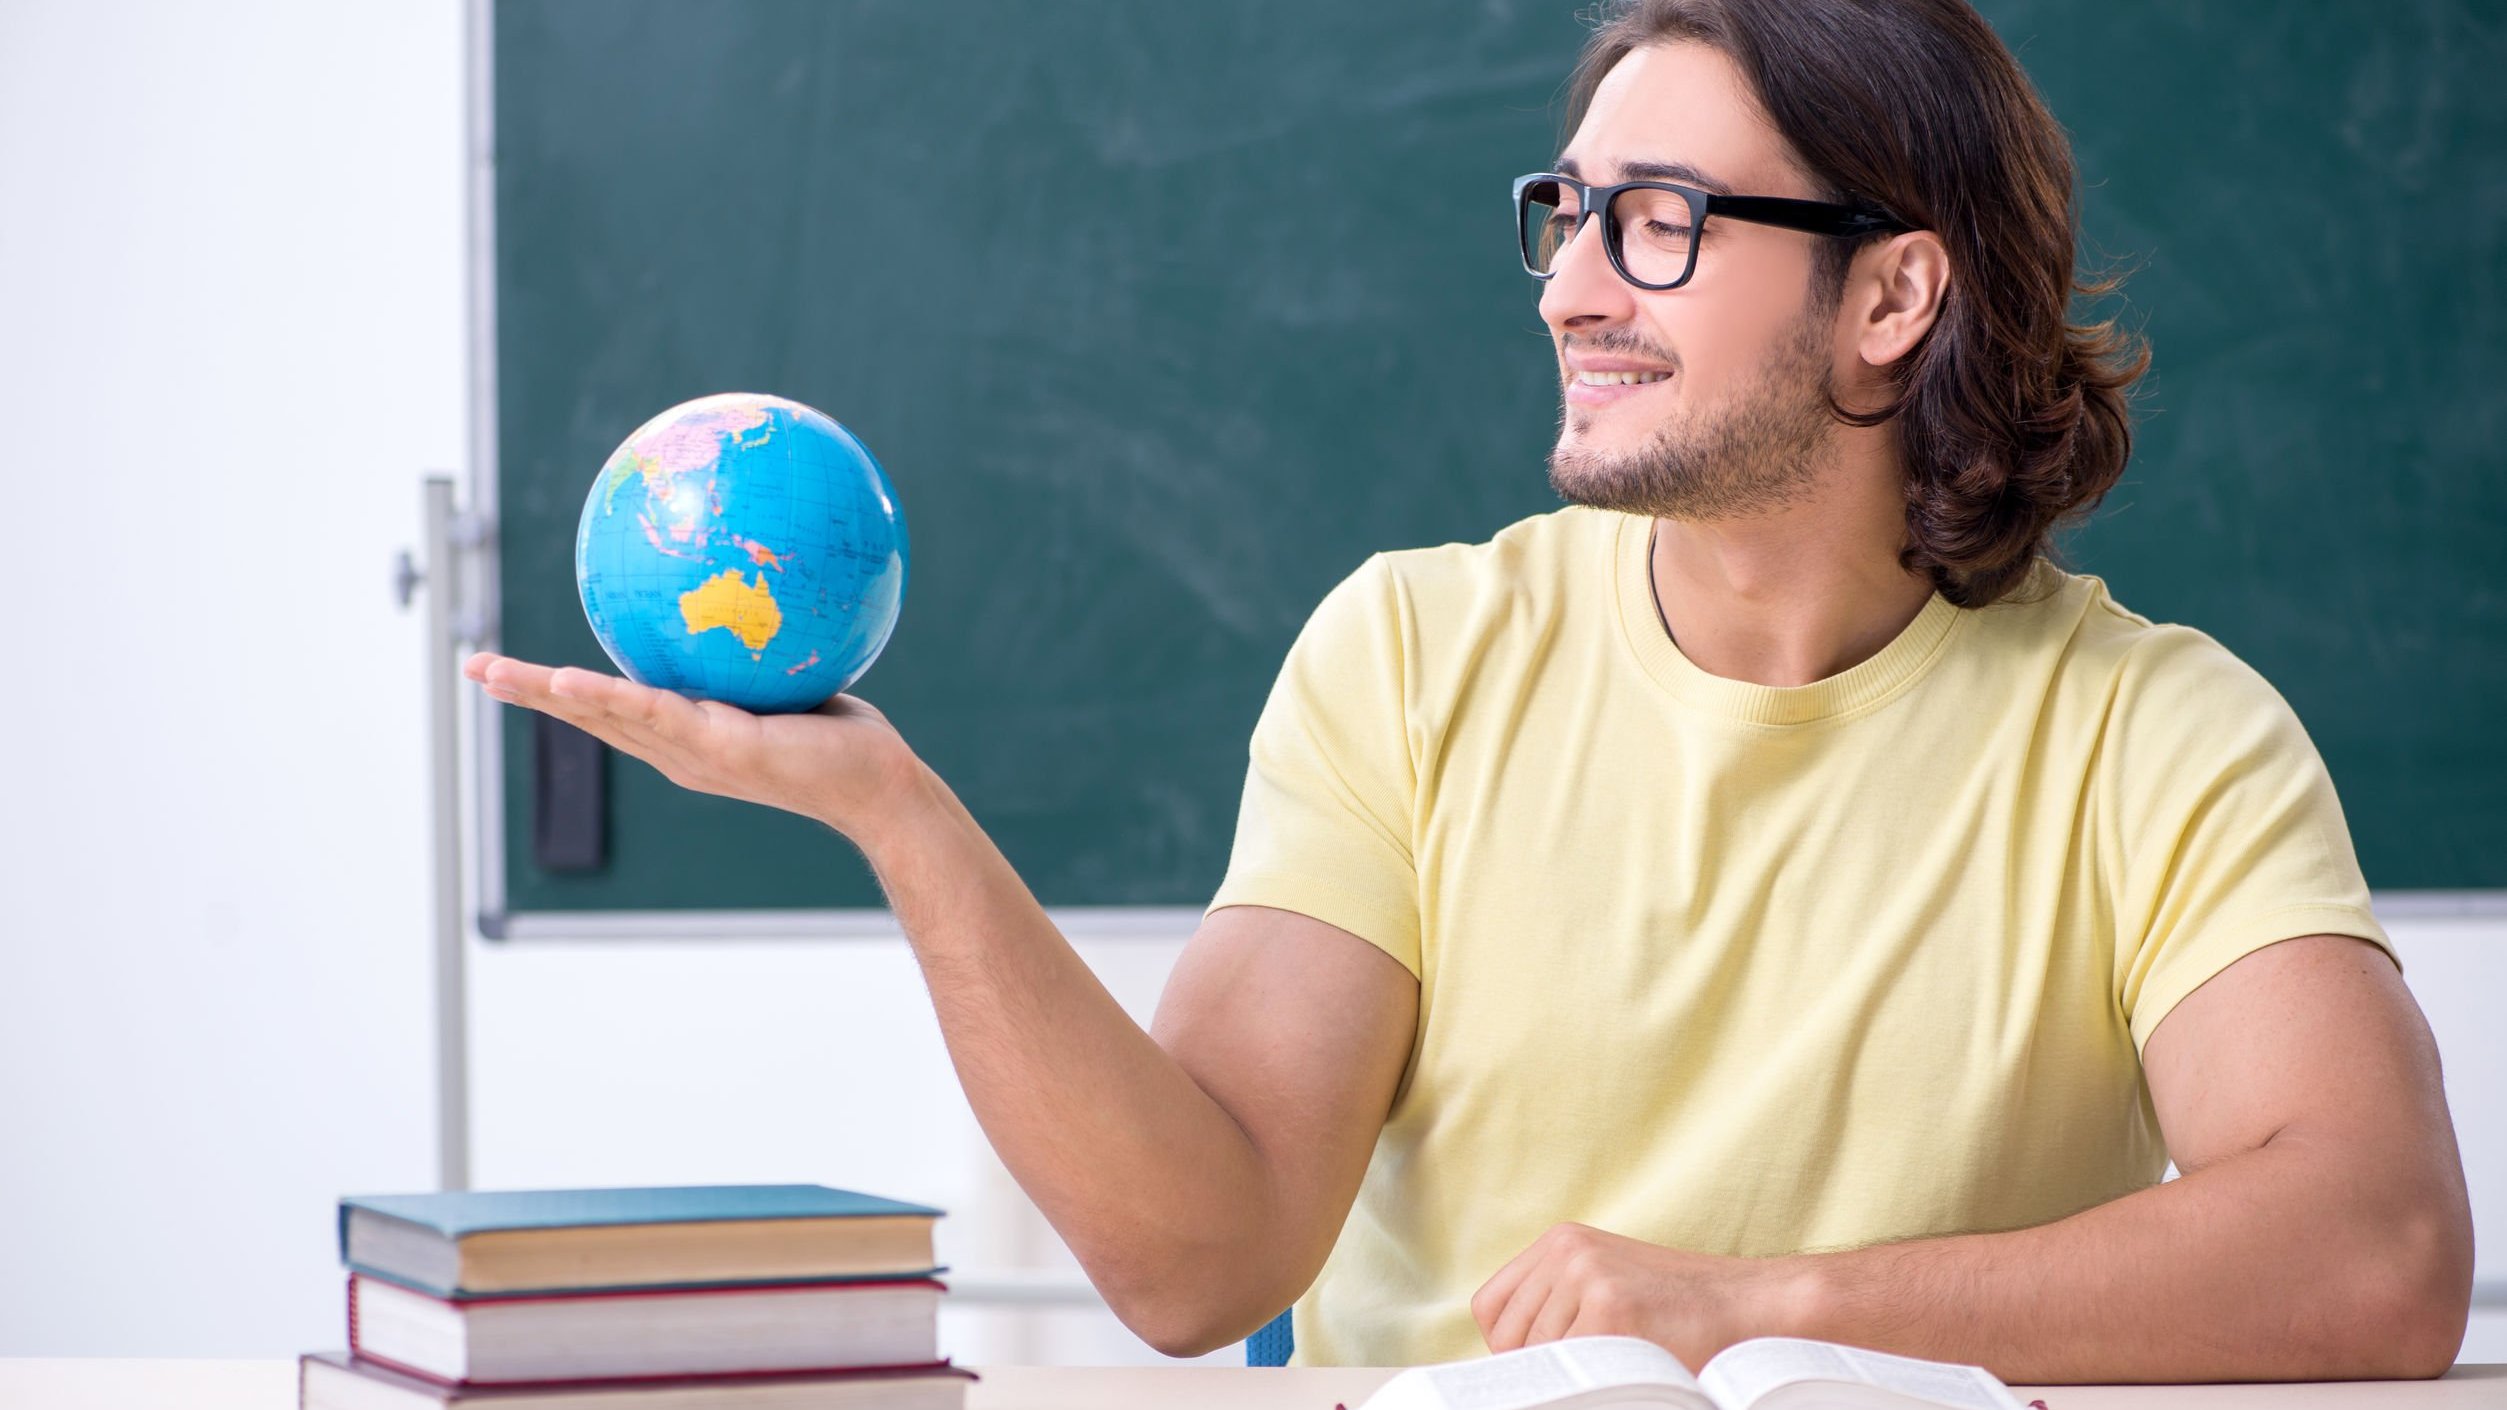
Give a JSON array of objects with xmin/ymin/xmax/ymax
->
[{"xmin": 340, "ymin": 1185, "xmax": 946, "ymax": 1299}]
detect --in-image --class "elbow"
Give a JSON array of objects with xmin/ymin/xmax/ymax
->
[
  {"xmin": 1093, "ymin": 1248, "xmax": 1302, "ymax": 1361},
  {"xmin": 1111, "ymin": 1289, "xmax": 1284, "ymax": 1361},
  {"xmin": 1137, "ymin": 1316, "xmax": 1257, "ymax": 1362},
  {"xmin": 2365, "ymin": 1282, "xmax": 2469, "ymax": 1381},
  {"xmin": 2351, "ymin": 1200, "xmax": 2474, "ymax": 1379},
  {"xmin": 1111, "ymin": 1299, "xmax": 1206, "ymax": 1360}
]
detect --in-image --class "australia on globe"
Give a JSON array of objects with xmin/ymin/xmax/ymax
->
[{"xmin": 575, "ymin": 391, "xmax": 908, "ymax": 714}]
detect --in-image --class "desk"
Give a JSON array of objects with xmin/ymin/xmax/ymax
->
[{"xmin": 2, "ymin": 1360, "xmax": 2502, "ymax": 1408}]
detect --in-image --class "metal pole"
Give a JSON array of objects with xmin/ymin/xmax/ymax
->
[{"xmin": 401, "ymin": 475, "xmax": 473, "ymax": 1191}]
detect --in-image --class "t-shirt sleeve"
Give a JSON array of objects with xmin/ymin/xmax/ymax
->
[
  {"xmin": 1203, "ymin": 554, "xmax": 1422, "ymax": 978},
  {"xmin": 2105, "ymin": 626, "xmax": 2395, "ymax": 1057}
]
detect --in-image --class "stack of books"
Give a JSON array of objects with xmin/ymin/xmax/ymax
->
[{"xmin": 298, "ymin": 1184, "xmax": 975, "ymax": 1410}]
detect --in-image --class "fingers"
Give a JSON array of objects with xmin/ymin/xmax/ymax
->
[
  {"xmin": 467, "ymin": 653, "xmax": 700, "ymax": 743},
  {"xmin": 466, "ymin": 652, "xmax": 566, "ymax": 707},
  {"xmin": 463, "ymin": 653, "xmax": 686, "ymax": 770},
  {"xmin": 1474, "ymin": 1244, "xmax": 1545, "ymax": 1352},
  {"xmin": 1524, "ymin": 1280, "xmax": 1581, "ymax": 1347},
  {"xmin": 462, "ymin": 653, "xmax": 819, "ymax": 816},
  {"xmin": 546, "ymin": 664, "xmax": 712, "ymax": 744},
  {"xmin": 1485, "ymin": 1268, "xmax": 1557, "ymax": 1353},
  {"xmin": 467, "ymin": 654, "xmax": 603, "ymax": 731}
]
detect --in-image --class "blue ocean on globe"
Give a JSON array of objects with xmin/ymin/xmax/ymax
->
[{"xmin": 574, "ymin": 391, "xmax": 908, "ymax": 714}]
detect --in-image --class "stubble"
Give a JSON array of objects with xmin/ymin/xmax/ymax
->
[{"xmin": 1547, "ymin": 301, "xmax": 1842, "ymax": 522}]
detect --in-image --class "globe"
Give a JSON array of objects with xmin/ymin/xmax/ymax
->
[{"xmin": 574, "ymin": 391, "xmax": 908, "ymax": 714}]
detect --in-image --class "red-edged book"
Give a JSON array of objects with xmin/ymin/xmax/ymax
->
[
  {"xmin": 346, "ymin": 1273, "xmax": 951, "ymax": 1386},
  {"xmin": 299, "ymin": 1352, "xmax": 975, "ymax": 1410}
]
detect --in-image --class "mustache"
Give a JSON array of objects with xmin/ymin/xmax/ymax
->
[{"xmin": 1559, "ymin": 332, "xmax": 1679, "ymax": 370}]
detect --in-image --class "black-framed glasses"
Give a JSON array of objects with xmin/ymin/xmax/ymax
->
[{"xmin": 1512, "ymin": 172, "xmax": 1908, "ymax": 291}]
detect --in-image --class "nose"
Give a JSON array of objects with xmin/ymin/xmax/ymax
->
[{"xmin": 1538, "ymin": 208, "xmax": 1637, "ymax": 336}]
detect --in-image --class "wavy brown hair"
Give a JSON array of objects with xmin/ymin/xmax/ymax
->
[{"xmin": 1564, "ymin": 0, "xmax": 2150, "ymax": 607}]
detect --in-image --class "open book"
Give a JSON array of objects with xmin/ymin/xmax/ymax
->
[{"xmin": 1356, "ymin": 1336, "xmax": 2029, "ymax": 1410}]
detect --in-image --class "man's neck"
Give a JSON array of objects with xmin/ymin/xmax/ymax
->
[{"xmin": 1646, "ymin": 489, "xmax": 1939, "ymax": 689}]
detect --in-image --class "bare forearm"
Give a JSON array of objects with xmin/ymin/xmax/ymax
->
[
  {"xmin": 841, "ymin": 761, "xmax": 1272, "ymax": 1339},
  {"xmin": 1798, "ymin": 1133, "xmax": 2471, "ymax": 1381}
]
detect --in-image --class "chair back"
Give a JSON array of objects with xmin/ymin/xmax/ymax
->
[{"xmin": 1245, "ymin": 1307, "xmax": 1295, "ymax": 1366}]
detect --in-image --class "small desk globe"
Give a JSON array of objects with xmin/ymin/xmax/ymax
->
[{"xmin": 574, "ymin": 392, "xmax": 907, "ymax": 714}]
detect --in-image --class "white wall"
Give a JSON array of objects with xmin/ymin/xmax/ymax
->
[
  {"xmin": 0, "ymin": 0, "xmax": 2498, "ymax": 1371},
  {"xmin": 1, "ymin": 0, "xmax": 456, "ymax": 1357},
  {"xmin": 0, "ymin": 0, "xmax": 1202, "ymax": 1365}
]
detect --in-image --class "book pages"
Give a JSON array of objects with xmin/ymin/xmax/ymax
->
[
  {"xmin": 1697, "ymin": 1338, "xmax": 2022, "ymax": 1410},
  {"xmin": 1406, "ymin": 1337, "xmax": 1707, "ymax": 1410}
]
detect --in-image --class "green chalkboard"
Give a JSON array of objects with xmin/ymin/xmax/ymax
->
[{"xmin": 484, "ymin": 0, "xmax": 2505, "ymax": 932}]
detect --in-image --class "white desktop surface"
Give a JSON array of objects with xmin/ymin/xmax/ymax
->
[{"xmin": 4, "ymin": 1358, "xmax": 2506, "ymax": 1409}]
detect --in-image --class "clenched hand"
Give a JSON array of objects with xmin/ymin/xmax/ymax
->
[{"xmin": 1471, "ymin": 1221, "xmax": 1818, "ymax": 1366}]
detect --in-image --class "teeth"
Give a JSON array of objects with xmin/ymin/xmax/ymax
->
[{"xmin": 1576, "ymin": 370, "xmax": 1673, "ymax": 386}]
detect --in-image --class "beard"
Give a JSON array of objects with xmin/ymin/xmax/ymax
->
[{"xmin": 1547, "ymin": 300, "xmax": 1842, "ymax": 522}]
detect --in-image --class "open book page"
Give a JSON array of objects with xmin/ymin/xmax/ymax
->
[
  {"xmin": 1362, "ymin": 1336, "xmax": 1714, "ymax": 1410},
  {"xmin": 1696, "ymin": 1338, "xmax": 2025, "ymax": 1410}
]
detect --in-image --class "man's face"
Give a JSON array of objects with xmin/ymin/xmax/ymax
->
[{"xmin": 1543, "ymin": 42, "xmax": 1849, "ymax": 522}]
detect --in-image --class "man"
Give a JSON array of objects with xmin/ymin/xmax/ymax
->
[{"xmin": 468, "ymin": 0, "xmax": 2474, "ymax": 1380}]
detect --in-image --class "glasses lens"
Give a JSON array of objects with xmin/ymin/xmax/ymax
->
[
  {"xmin": 1609, "ymin": 185, "xmax": 1698, "ymax": 288},
  {"xmin": 1519, "ymin": 178, "xmax": 1578, "ymax": 275}
]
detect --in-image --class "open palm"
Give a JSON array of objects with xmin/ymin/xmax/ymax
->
[{"xmin": 462, "ymin": 652, "xmax": 923, "ymax": 837}]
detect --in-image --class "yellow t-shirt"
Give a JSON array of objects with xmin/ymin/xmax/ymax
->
[{"xmin": 1204, "ymin": 504, "xmax": 2392, "ymax": 1368}]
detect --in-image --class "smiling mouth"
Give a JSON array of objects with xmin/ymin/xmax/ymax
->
[{"xmin": 1572, "ymin": 369, "xmax": 1674, "ymax": 386}]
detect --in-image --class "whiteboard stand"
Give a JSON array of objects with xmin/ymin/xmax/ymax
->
[{"xmin": 395, "ymin": 475, "xmax": 493, "ymax": 1192}]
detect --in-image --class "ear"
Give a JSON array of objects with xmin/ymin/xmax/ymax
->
[{"xmin": 1850, "ymin": 230, "xmax": 1951, "ymax": 369}]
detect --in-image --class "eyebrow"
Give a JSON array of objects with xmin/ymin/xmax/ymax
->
[{"xmin": 1553, "ymin": 155, "xmax": 1734, "ymax": 197}]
